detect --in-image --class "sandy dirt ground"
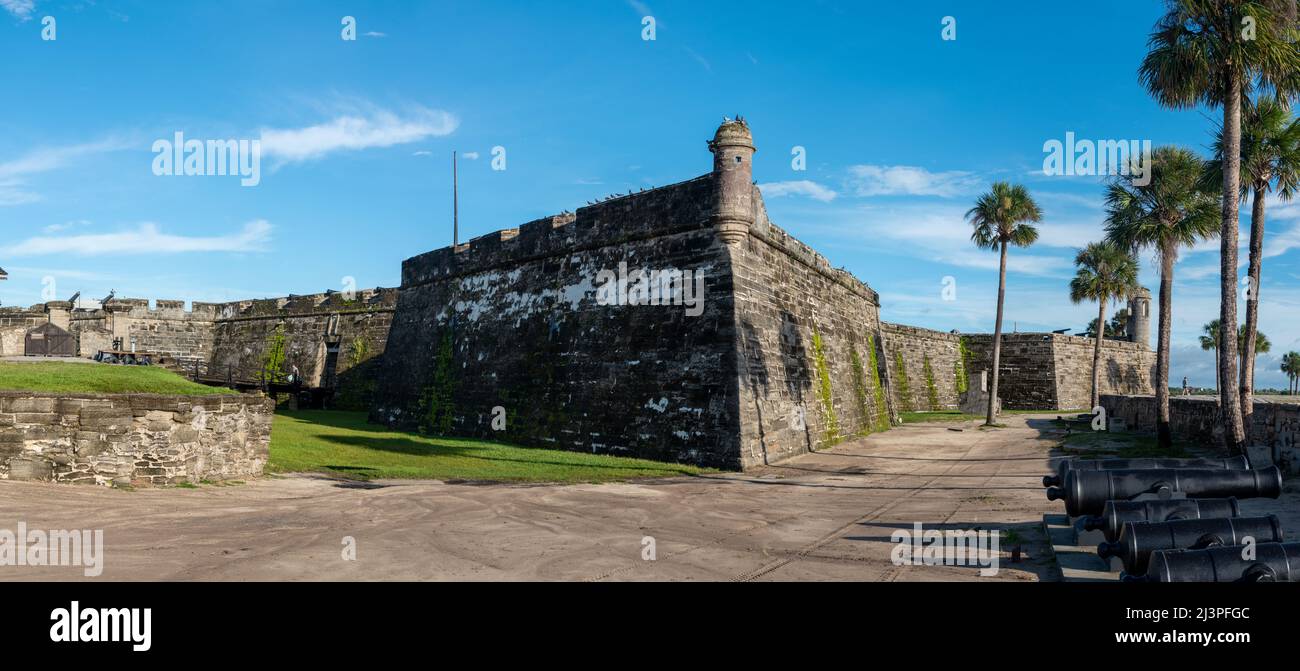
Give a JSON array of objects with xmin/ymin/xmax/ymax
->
[{"xmin": 0, "ymin": 414, "xmax": 1210, "ymax": 582}]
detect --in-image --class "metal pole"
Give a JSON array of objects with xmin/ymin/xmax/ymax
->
[{"xmin": 453, "ymin": 150, "xmax": 459, "ymax": 247}]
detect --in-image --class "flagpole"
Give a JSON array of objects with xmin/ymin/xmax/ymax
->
[{"xmin": 453, "ymin": 150, "xmax": 459, "ymax": 247}]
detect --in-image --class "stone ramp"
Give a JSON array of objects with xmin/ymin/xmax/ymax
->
[{"xmin": 1042, "ymin": 513, "xmax": 1120, "ymax": 582}]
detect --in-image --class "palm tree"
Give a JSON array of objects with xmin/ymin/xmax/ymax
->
[
  {"xmin": 1207, "ymin": 97, "xmax": 1300, "ymax": 419},
  {"xmin": 1283, "ymin": 352, "xmax": 1300, "ymax": 394},
  {"xmin": 1106, "ymin": 147, "xmax": 1219, "ymax": 449},
  {"xmin": 1139, "ymin": 0, "xmax": 1300, "ymax": 452},
  {"xmin": 1240, "ymin": 325, "xmax": 1271, "ymax": 375},
  {"xmin": 1201, "ymin": 319, "xmax": 1271, "ymax": 388},
  {"xmin": 967, "ymin": 182, "xmax": 1042, "ymax": 426},
  {"xmin": 1196, "ymin": 319, "xmax": 1216, "ymax": 356},
  {"xmin": 1070, "ymin": 243, "xmax": 1141, "ymax": 409}
]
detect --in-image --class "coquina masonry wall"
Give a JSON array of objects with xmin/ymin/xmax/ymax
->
[
  {"xmin": 61, "ymin": 292, "xmax": 395, "ymax": 410},
  {"xmin": 372, "ymin": 177, "xmax": 746, "ymax": 468},
  {"xmin": 0, "ymin": 391, "xmax": 273, "ymax": 486},
  {"xmin": 881, "ymin": 323, "xmax": 965, "ymax": 413},
  {"xmin": 374, "ymin": 120, "xmax": 899, "ymax": 470},
  {"xmin": 1101, "ymin": 394, "xmax": 1299, "ymax": 475},
  {"xmin": 731, "ymin": 194, "xmax": 893, "ymax": 468},
  {"xmin": 963, "ymin": 333, "xmax": 1154, "ymax": 410},
  {"xmin": 208, "ymin": 289, "xmax": 396, "ymax": 409},
  {"xmin": 0, "ymin": 308, "xmax": 47, "ymax": 357}
]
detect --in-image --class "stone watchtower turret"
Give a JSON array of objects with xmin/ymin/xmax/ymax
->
[
  {"xmin": 1127, "ymin": 288, "xmax": 1151, "ymax": 346},
  {"xmin": 708, "ymin": 117, "xmax": 757, "ymax": 245}
]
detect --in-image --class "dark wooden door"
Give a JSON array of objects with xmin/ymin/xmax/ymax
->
[{"xmin": 25, "ymin": 323, "xmax": 76, "ymax": 357}]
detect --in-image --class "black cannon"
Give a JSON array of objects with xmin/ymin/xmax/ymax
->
[
  {"xmin": 1097, "ymin": 515, "xmax": 1282, "ymax": 575},
  {"xmin": 1082, "ymin": 498, "xmax": 1242, "ymax": 542},
  {"xmin": 1042, "ymin": 455, "xmax": 1250, "ymax": 488},
  {"xmin": 1125, "ymin": 542, "xmax": 1300, "ymax": 582},
  {"xmin": 1045, "ymin": 466, "xmax": 1282, "ymax": 517}
]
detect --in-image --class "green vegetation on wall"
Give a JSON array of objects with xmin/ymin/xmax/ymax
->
[
  {"xmin": 348, "ymin": 337, "xmax": 371, "ymax": 368},
  {"xmin": 866, "ymin": 333, "xmax": 890, "ymax": 431},
  {"xmin": 893, "ymin": 350, "xmax": 914, "ymax": 413},
  {"xmin": 848, "ymin": 343, "xmax": 872, "ymax": 436},
  {"xmin": 810, "ymin": 327, "xmax": 839, "ymax": 444},
  {"xmin": 259, "ymin": 324, "xmax": 288, "ymax": 384},
  {"xmin": 420, "ymin": 329, "xmax": 456, "ymax": 435},
  {"xmin": 923, "ymin": 354, "xmax": 940, "ymax": 411},
  {"xmin": 954, "ymin": 337, "xmax": 972, "ymax": 394}
]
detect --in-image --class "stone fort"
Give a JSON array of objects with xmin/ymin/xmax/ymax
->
[{"xmin": 1, "ymin": 119, "xmax": 1155, "ymax": 471}]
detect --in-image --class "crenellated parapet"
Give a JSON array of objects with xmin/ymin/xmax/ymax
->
[{"xmin": 401, "ymin": 176, "xmax": 717, "ymax": 288}]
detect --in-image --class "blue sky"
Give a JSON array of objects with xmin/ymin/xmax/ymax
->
[{"xmin": 2, "ymin": 0, "xmax": 1298, "ymax": 387}]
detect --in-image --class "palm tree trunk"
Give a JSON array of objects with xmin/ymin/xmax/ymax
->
[
  {"xmin": 1240, "ymin": 186, "xmax": 1265, "ymax": 424},
  {"xmin": 986, "ymin": 240, "xmax": 1008, "ymax": 426},
  {"xmin": 1092, "ymin": 300, "xmax": 1106, "ymax": 409},
  {"xmin": 1157, "ymin": 241, "xmax": 1174, "ymax": 450},
  {"xmin": 1219, "ymin": 69, "xmax": 1246, "ymax": 453}
]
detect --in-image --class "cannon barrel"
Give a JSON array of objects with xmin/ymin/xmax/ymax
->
[
  {"xmin": 1042, "ymin": 456, "xmax": 1250, "ymax": 488},
  {"xmin": 1126, "ymin": 542, "xmax": 1300, "ymax": 582},
  {"xmin": 1081, "ymin": 498, "xmax": 1242, "ymax": 542},
  {"xmin": 1045, "ymin": 466, "xmax": 1282, "ymax": 517},
  {"xmin": 1097, "ymin": 515, "xmax": 1282, "ymax": 575}
]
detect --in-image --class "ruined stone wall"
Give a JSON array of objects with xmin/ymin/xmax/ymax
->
[
  {"xmin": 372, "ymin": 176, "xmax": 746, "ymax": 468},
  {"xmin": 963, "ymin": 333, "xmax": 1154, "ymax": 410},
  {"xmin": 207, "ymin": 289, "xmax": 396, "ymax": 409},
  {"xmin": 0, "ymin": 390, "xmax": 273, "ymax": 486},
  {"xmin": 1100, "ymin": 394, "xmax": 1299, "ymax": 475},
  {"xmin": 881, "ymin": 323, "xmax": 965, "ymax": 413}
]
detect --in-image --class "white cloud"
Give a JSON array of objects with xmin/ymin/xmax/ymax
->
[
  {"xmin": 260, "ymin": 105, "xmax": 458, "ymax": 164},
  {"xmin": 1264, "ymin": 220, "xmax": 1300, "ymax": 258},
  {"xmin": 4, "ymin": 220, "xmax": 271, "ymax": 256},
  {"xmin": 42, "ymin": 219, "xmax": 92, "ymax": 234},
  {"xmin": 759, "ymin": 180, "xmax": 837, "ymax": 202},
  {"xmin": 803, "ymin": 202, "xmax": 1072, "ymax": 277},
  {"xmin": 412, "ymin": 151, "xmax": 432, "ymax": 157},
  {"xmin": 363, "ymin": 31, "xmax": 387, "ymax": 38},
  {"xmin": 845, "ymin": 164, "xmax": 980, "ymax": 197},
  {"xmin": 461, "ymin": 151, "xmax": 479, "ymax": 160},
  {"xmin": 0, "ymin": 137, "xmax": 132, "ymax": 205},
  {"xmin": 0, "ymin": 0, "xmax": 35, "ymax": 20}
]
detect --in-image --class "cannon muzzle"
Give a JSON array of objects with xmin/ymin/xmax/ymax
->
[{"xmin": 1051, "ymin": 467, "xmax": 1281, "ymax": 517}]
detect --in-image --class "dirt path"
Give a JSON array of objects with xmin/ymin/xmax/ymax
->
[{"xmin": 0, "ymin": 415, "xmax": 1067, "ymax": 581}]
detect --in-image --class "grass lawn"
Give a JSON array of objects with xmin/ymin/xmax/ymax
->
[
  {"xmin": 268, "ymin": 410, "xmax": 714, "ymax": 483},
  {"xmin": 1050, "ymin": 418, "xmax": 1192, "ymax": 457},
  {"xmin": 0, "ymin": 361, "xmax": 237, "ymax": 396}
]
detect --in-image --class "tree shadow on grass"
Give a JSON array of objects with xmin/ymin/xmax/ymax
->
[{"xmin": 317, "ymin": 434, "xmax": 705, "ymax": 477}]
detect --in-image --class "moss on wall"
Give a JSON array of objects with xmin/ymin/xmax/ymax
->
[
  {"xmin": 923, "ymin": 353, "xmax": 940, "ymax": 412},
  {"xmin": 811, "ymin": 328, "xmax": 839, "ymax": 445},
  {"xmin": 867, "ymin": 333, "xmax": 889, "ymax": 431},
  {"xmin": 893, "ymin": 349, "xmax": 913, "ymax": 413},
  {"xmin": 955, "ymin": 336, "xmax": 971, "ymax": 394},
  {"xmin": 258, "ymin": 324, "xmax": 288, "ymax": 384},
  {"xmin": 419, "ymin": 329, "xmax": 456, "ymax": 435},
  {"xmin": 849, "ymin": 343, "xmax": 872, "ymax": 437}
]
